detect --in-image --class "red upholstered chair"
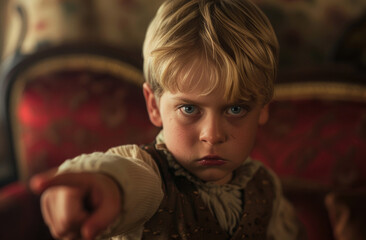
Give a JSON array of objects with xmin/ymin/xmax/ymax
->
[
  {"xmin": 0, "ymin": 44, "xmax": 158, "ymax": 240},
  {"xmin": 251, "ymin": 65, "xmax": 366, "ymax": 240}
]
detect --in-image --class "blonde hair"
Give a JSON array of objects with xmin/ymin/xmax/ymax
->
[{"xmin": 143, "ymin": 0, "xmax": 279, "ymax": 104}]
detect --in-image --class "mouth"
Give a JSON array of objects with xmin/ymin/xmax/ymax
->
[{"xmin": 197, "ymin": 155, "xmax": 227, "ymax": 166}]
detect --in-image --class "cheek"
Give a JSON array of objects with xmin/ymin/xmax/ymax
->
[
  {"xmin": 166, "ymin": 124, "xmax": 194, "ymax": 146},
  {"xmin": 231, "ymin": 120, "xmax": 259, "ymax": 147},
  {"xmin": 164, "ymin": 122, "xmax": 197, "ymax": 158}
]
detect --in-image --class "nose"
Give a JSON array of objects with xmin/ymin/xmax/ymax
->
[{"xmin": 199, "ymin": 115, "xmax": 227, "ymax": 145}]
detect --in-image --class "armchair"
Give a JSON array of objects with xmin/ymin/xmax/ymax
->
[
  {"xmin": 252, "ymin": 65, "xmax": 366, "ymax": 240},
  {"xmin": 0, "ymin": 44, "xmax": 158, "ymax": 239}
]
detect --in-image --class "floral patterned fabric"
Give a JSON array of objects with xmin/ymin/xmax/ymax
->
[
  {"xmin": 251, "ymin": 79, "xmax": 366, "ymax": 240},
  {"xmin": 252, "ymin": 99, "xmax": 366, "ymax": 187},
  {"xmin": 14, "ymin": 68, "xmax": 158, "ymax": 180}
]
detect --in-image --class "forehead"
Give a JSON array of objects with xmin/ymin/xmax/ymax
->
[
  {"xmin": 172, "ymin": 64, "xmax": 252, "ymax": 104},
  {"xmin": 157, "ymin": 50, "xmax": 256, "ymax": 104},
  {"xmin": 161, "ymin": 85, "xmax": 252, "ymax": 108},
  {"xmin": 174, "ymin": 58, "xmax": 220, "ymax": 92},
  {"xmin": 161, "ymin": 88, "xmax": 226, "ymax": 108}
]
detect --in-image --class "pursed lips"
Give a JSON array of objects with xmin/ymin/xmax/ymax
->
[{"xmin": 197, "ymin": 155, "xmax": 227, "ymax": 166}]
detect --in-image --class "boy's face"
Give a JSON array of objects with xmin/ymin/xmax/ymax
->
[{"xmin": 143, "ymin": 81, "xmax": 268, "ymax": 185}]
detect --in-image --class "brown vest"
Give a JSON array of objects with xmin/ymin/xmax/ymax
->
[{"xmin": 141, "ymin": 144, "xmax": 275, "ymax": 240}]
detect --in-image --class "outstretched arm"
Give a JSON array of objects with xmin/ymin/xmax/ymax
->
[
  {"xmin": 31, "ymin": 169, "xmax": 122, "ymax": 240},
  {"xmin": 31, "ymin": 145, "xmax": 163, "ymax": 239}
]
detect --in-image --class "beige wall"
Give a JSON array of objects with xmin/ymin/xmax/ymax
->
[
  {"xmin": 1, "ymin": 0, "xmax": 365, "ymax": 66},
  {"xmin": 0, "ymin": 0, "xmax": 10, "ymax": 60},
  {"xmin": 1, "ymin": 0, "xmax": 165, "ymax": 58}
]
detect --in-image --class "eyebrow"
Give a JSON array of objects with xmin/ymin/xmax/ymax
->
[
  {"xmin": 172, "ymin": 97, "xmax": 197, "ymax": 104},
  {"xmin": 171, "ymin": 96, "xmax": 255, "ymax": 107}
]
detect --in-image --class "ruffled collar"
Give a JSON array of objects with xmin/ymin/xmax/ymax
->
[
  {"xmin": 155, "ymin": 130, "xmax": 262, "ymax": 235},
  {"xmin": 155, "ymin": 130, "xmax": 261, "ymax": 190}
]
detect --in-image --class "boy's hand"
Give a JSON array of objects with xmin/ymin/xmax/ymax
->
[{"xmin": 30, "ymin": 169, "xmax": 122, "ymax": 240}]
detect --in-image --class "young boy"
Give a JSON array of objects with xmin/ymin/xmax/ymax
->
[{"xmin": 31, "ymin": 0, "xmax": 305, "ymax": 239}]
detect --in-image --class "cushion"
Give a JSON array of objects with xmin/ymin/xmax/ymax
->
[
  {"xmin": 7, "ymin": 51, "xmax": 158, "ymax": 181},
  {"xmin": 251, "ymin": 68, "xmax": 366, "ymax": 240}
]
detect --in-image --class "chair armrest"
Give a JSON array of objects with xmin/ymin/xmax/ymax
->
[{"xmin": 0, "ymin": 182, "xmax": 52, "ymax": 240}]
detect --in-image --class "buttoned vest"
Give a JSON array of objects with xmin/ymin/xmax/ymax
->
[{"xmin": 141, "ymin": 144, "xmax": 275, "ymax": 240}]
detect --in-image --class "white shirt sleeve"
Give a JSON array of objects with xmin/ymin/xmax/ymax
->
[
  {"xmin": 266, "ymin": 167, "xmax": 305, "ymax": 240},
  {"xmin": 57, "ymin": 144, "xmax": 164, "ymax": 238}
]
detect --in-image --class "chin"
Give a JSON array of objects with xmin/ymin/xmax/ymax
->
[{"xmin": 197, "ymin": 171, "xmax": 231, "ymax": 185}]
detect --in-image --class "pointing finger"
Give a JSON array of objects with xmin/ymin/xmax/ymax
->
[
  {"xmin": 29, "ymin": 168, "xmax": 58, "ymax": 194},
  {"xmin": 31, "ymin": 172, "xmax": 93, "ymax": 194}
]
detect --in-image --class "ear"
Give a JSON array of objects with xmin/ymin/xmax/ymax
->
[
  {"xmin": 143, "ymin": 83, "xmax": 163, "ymax": 127},
  {"xmin": 258, "ymin": 103, "xmax": 269, "ymax": 125}
]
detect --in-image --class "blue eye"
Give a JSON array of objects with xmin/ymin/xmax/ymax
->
[
  {"xmin": 227, "ymin": 105, "xmax": 247, "ymax": 117},
  {"xmin": 230, "ymin": 106, "xmax": 242, "ymax": 114},
  {"xmin": 180, "ymin": 105, "xmax": 198, "ymax": 115}
]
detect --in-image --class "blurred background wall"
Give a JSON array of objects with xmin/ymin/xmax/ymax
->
[
  {"xmin": 257, "ymin": 0, "xmax": 365, "ymax": 70},
  {"xmin": 0, "ymin": 0, "xmax": 10, "ymax": 60},
  {"xmin": 0, "ymin": 0, "xmax": 165, "ymax": 61},
  {"xmin": 0, "ymin": 0, "xmax": 365, "ymax": 70}
]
